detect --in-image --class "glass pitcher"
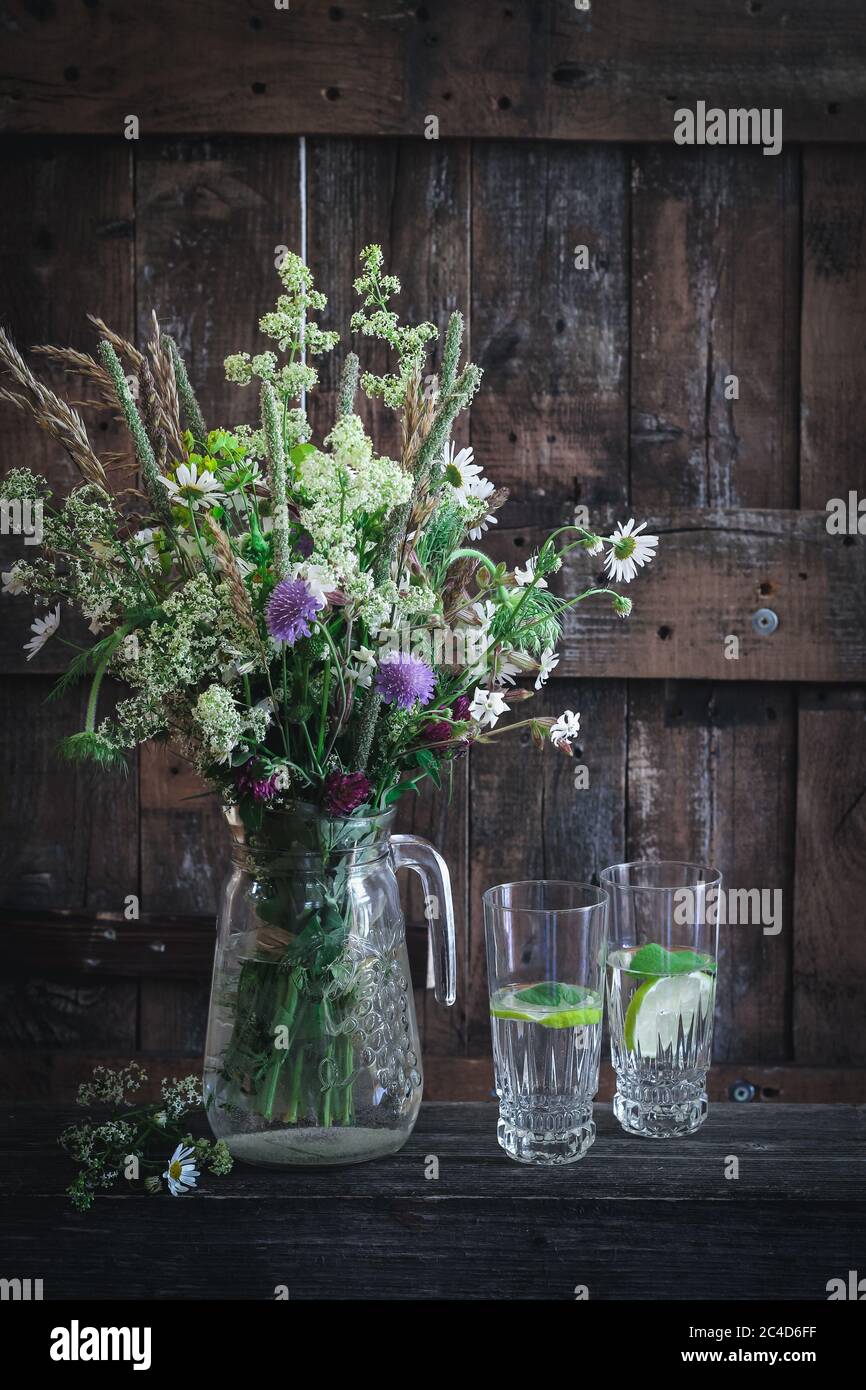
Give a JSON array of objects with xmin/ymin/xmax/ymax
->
[{"xmin": 203, "ymin": 802, "xmax": 455, "ymax": 1167}]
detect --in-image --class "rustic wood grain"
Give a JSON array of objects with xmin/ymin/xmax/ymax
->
[
  {"xmin": 627, "ymin": 682, "xmax": 795, "ymax": 1063},
  {"xmin": 630, "ymin": 145, "xmax": 800, "ymax": 510},
  {"xmin": 470, "ymin": 141, "xmax": 629, "ymax": 508},
  {"xmin": 306, "ymin": 136, "xmax": 471, "ymax": 458},
  {"xmin": 0, "ymin": 677, "xmax": 139, "ymax": 914},
  {"xmin": 135, "ymin": 136, "xmax": 303, "ymax": 433},
  {"xmin": 0, "ymin": 137, "xmax": 135, "ymax": 669},
  {"xmin": 550, "ymin": 509, "xmax": 866, "ymax": 682},
  {"xmin": 1, "ymin": 1103, "xmax": 864, "ymax": 1301},
  {"xmin": 793, "ymin": 688, "xmax": 866, "ymax": 1066},
  {"xmin": 2, "ymin": 2, "xmax": 865, "ymax": 142},
  {"xmin": 801, "ymin": 147, "xmax": 866, "ymax": 505}
]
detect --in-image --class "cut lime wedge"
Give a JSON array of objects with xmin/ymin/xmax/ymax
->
[
  {"xmin": 490, "ymin": 982, "xmax": 603, "ymax": 1029},
  {"xmin": 623, "ymin": 971, "xmax": 715, "ymax": 1055}
]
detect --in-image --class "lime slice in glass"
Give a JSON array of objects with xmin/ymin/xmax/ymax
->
[
  {"xmin": 624, "ymin": 971, "xmax": 715, "ymax": 1055},
  {"xmin": 490, "ymin": 981, "xmax": 603, "ymax": 1029}
]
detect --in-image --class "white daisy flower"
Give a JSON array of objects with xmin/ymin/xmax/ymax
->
[
  {"xmin": 604, "ymin": 518, "xmax": 658, "ymax": 584},
  {"xmin": 465, "ymin": 473, "xmax": 498, "ymax": 540},
  {"xmin": 2, "ymin": 563, "xmax": 26, "ymax": 595},
  {"xmin": 348, "ymin": 644, "xmax": 377, "ymax": 688},
  {"xmin": 551, "ymin": 709, "xmax": 581, "ymax": 747},
  {"xmin": 159, "ymin": 461, "xmax": 226, "ymax": 511},
  {"xmin": 163, "ymin": 1143, "xmax": 199, "ymax": 1197},
  {"xmin": 469, "ymin": 686, "xmax": 508, "ymax": 729},
  {"xmin": 442, "ymin": 443, "xmax": 483, "ymax": 504},
  {"xmin": 583, "ymin": 535, "xmax": 604, "ymax": 556},
  {"xmin": 24, "ymin": 604, "xmax": 60, "ymax": 661},
  {"xmin": 514, "ymin": 555, "xmax": 547, "ymax": 589},
  {"xmin": 535, "ymin": 645, "xmax": 560, "ymax": 690}
]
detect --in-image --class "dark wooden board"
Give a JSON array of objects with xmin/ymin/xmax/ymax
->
[
  {"xmin": 630, "ymin": 145, "xmax": 800, "ymax": 511},
  {"xmin": 801, "ymin": 147, "xmax": 866, "ymax": 506},
  {"xmin": 0, "ymin": 677, "xmax": 139, "ymax": 914},
  {"xmin": 470, "ymin": 141, "xmax": 629, "ymax": 507},
  {"xmin": 793, "ymin": 688, "xmax": 866, "ymax": 1066},
  {"xmin": 1, "ymin": 1103, "xmax": 864, "ymax": 1300},
  {"xmin": 543, "ymin": 509, "xmax": 866, "ymax": 682},
  {"xmin": 2, "ymin": 2, "xmax": 865, "ymax": 141}
]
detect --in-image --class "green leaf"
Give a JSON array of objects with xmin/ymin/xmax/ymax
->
[
  {"xmin": 627, "ymin": 943, "xmax": 716, "ymax": 977},
  {"xmin": 289, "ymin": 443, "xmax": 316, "ymax": 468},
  {"xmin": 516, "ymin": 981, "xmax": 588, "ymax": 1009}
]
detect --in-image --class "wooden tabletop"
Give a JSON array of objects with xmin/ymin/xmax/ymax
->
[{"xmin": 2, "ymin": 1102, "xmax": 863, "ymax": 1301}]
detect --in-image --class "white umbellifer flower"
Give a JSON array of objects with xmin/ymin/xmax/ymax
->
[
  {"xmin": 514, "ymin": 555, "xmax": 547, "ymax": 589},
  {"xmin": 159, "ymin": 462, "xmax": 226, "ymax": 510},
  {"xmin": 130, "ymin": 527, "xmax": 159, "ymax": 570},
  {"xmin": 348, "ymin": 645, "xmax": 377, "ymax": 688},
  {"xmin": 469, "ymin": 686, "xmax": 508, "ymax": 729},
  {"xmin": 604, "ymin": 518, "xmax": 658, "ymax": 584},
  {"xmin": 163, "ymin": 1143, "xmax": 199, "ymax": 1197},
  {"xmin": 2, "ymin": 564, "xmax": 26, "ymax": 595},
  {"xmin": 442, "ymin": 443, "xmax": 483, "ymax": 504},
  {"xmin": 465, "ymin": 473, "xmax": 498, "ymax": 540},
  {"xmin": 273, "ymin": 764, "xmax": 291, "ymax": 791},
  {"xmin": 535, "ymin": 645, "xmax": 560, "ymax": 690},
  {"xmin": 24, "ymin": 603, "xmax": 60, "ymax": 661},
  {"xmin": 551, "ymin": 709, "xmax": 581, "ymax": 747}
]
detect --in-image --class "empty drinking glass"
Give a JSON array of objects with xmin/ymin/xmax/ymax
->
[
  {"xmin": 483, "ymin": 881, "xmax": 608, "ymax": 1165},
  {"xmin": 601, "ymin": 861, "xmax": 721, "ymax": 1139}
]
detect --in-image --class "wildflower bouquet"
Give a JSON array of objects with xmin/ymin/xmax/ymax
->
[
  {"xmin": 60, "ymin": 1063, "xmax": 233, "ymax": 1210},
  {"xmin": 1, "ymin": 247, "xmax": 657, "ymax": 1152}
]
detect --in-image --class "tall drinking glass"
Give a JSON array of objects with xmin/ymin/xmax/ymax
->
[
  {"xmin": 483, "ymin": 881, "xmax": 608, "ymax": 1165},
  {"xmin": 601, "ymin": 861, "xmax": 721, "ymax": 1139}
]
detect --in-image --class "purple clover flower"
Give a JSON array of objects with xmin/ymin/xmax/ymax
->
[
  {"xmin": 266, "ymin": 576, "xmax": 323, "ymax": 646},
  {"xmin": 451, "ymin": 695, "xmax": 471, "ymax": 721},
  {"xmin": 420, "ymin": 719, "xmax": 452, "ymax": 745},
  {"xmin": 236, "ymin": 767, "xmax": 279, "ymax": 803},
  {"xmin": 322, "ymin": 770, "xmax": 373, "ymax": 817},
  {"xmin": 374, "ymin": 652, "xmax": 436, "ymax": 711}
]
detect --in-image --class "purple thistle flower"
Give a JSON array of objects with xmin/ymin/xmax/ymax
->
[
  {"xmin": 236, "ymin": 767, "xmax": 279, "ymax": 803},
  {"xmin": 266, "ymin": 576, "xmax": 323, "ymax": 645},
  {"xmin": 322, "ymin": 769, "xmax": 373, "ymax": 817},
  {"xmin": 374, "ymin": 652, "xmax": 436, "ymax": 711}
]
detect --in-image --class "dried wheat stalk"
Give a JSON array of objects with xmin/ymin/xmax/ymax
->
[
  {"xmin": 146, "ymin": 311, "xmax": 184, "ymax": 456},
  {"xmin": 87, "ymin": 315, "xmax": 145, "ymax": 371},
  {"xmin": 204, "ymin": 515, "xmax": 258, "ymax": 637},
  {"xmin": 0, "ymin": 328, "xmax": 108, "ymax": 488}
]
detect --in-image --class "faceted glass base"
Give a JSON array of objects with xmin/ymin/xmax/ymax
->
[
  {"xmin": 613, "ymin": 1074, "xmax": 708, "ymax": 1139},
  {"xmin": 497, "ymin": 1101, "xmax": 596, "ymax": 1165}
]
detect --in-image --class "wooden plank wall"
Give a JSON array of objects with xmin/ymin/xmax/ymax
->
[{"xmin": 0, "ymin": 1, "xmax": 865, "ymax": 1101}]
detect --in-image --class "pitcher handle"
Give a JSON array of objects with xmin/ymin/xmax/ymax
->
[{"xmin": 390, "ymin": 834, "xmax": 456, "ymax": 1006}]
